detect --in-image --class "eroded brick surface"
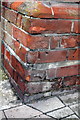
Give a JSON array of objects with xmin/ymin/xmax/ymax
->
[{"xmin": 1, "ymin": 0, "xmax": 80, "ymax": 102}]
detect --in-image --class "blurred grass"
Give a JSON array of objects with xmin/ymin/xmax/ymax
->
[{"xmin": 0, "ymin": 68, "xmax": 8, "ymax": 80}]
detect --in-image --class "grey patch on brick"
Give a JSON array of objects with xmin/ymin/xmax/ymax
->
[
  {"xmin": 26, "ymin": 82, "xmax": 53, "ymax": 94},
  {"xmin": 59, "ymin": 92, "xmax": 79, "ymax": 105},
  {"xmin": 24, "ymin": 91, "xmax": 52, "ymax": 103},
  {"xmin": 47, "ymin": 107, "xmax": 74, "ymax": 119},
  {"xmin": 32, "ymin": 60, "xmax": 80, "ymax": 70},
  {"xmin": 4, "ymin": 105, "xmax": 42, "ymax": 118},
  {"xmin": 70, "ymin": 103, "xmax": 80, "ymax": 117},
  {"xmin": 28, "ymin": 97, "xmax": 65, "ymax": 113},
  {"xmin": 24, "ymin": 93, "xmax": 44, "ymax": 103}
]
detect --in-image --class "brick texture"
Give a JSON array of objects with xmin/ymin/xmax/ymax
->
[{"xmin": 1, "ymin": 0, "xmax": 80, "ymax": 102}]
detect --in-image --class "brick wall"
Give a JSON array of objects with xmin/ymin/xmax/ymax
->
[{"xmin": 1, "ymin": 0, "xmax": 80, "ymax": 102}]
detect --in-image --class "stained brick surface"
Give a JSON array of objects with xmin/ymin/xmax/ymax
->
[{"xmin": 1, "ymin": 0, "xmax": 80, "ymax": 102}]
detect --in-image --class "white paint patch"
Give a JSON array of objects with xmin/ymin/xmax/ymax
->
[
  {"xmin": 51, "ymin": 7, "xmax": 54, "ymax": 16},
  {"xmin": 71, "ymin": 21, "xmax": 74, "ymax": 32}
]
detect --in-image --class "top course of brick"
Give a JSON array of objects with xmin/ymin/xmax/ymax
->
[{"xmin": 2, "ymin": 0, "xmax": 80, "ymax": 19}]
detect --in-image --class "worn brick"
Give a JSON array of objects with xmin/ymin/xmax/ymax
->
[
  {"xmin": 27, "ymin": 35, "xmax": 50, "ymax": 49},
  {"xmin": 22, "ymin": 17, "xmax": 72, "ymax": 34},
  {"xmin": 16, "ymin": 13, "xmax": 22, "ymax": 27},
  {"xmin": 4, "ymin": 32, "xmax": 14, "ymax": 49},
  {"xmin": 1, "ymin": 6, "xmax": 7, "ymax": 18},
  {"xmin": 13, "ymin": 26, "xmax": 50, "ymax": 49},
  {"xmin": 4, "ymin": 7, "xmax": 17, "ymax": 24},
  {"xmin": 1, "ymin": 17, "xmax": 7, "ymax": 30},
  {"xmin": 27, "ymin": 51, "xmax": 38, "ymax": 64},
  {"xmin": 13, "ymin": 26, "xmax": 28, "ymax": 47},
  {"xmin": 63, "ymin": 76, "xmax": 77, "ymax": 87},
  {"xmin": 50, "ymin": 36, "xmax": 60, "ymax": 49},
  {"xmin": 25, "ymin": 82, "xmax": 53, "ymax": 94},
  {"xmin": 11, "ymin": 1, "xmax": 25, "ymax": 11},
  {"xmin": 16, "ymin": 1, "xmax": 80, "ymax": 19},
  {"xmin": 1, "ymin": 42, "xmax": 5, "ymax": 55},
  {"xmin": 4, "ymin": 58, "xmax": 13, "ymax": 77},
  {"xmin": 51, "ymin": 78, "xmax": 63, "ymax": 90},
  {"xmin": 68, "ymin": 48, "xmax": 80, "ymax": 60},
  {"xmin": 11, "ymin": 55, "xmax": 26, "ymax": 79},
  {"xmin": 2, "ymin": 2, "xmax": 12, "ymax": 8},
  {"xmin": 76, "ymin": 76, "xmax": 80, "ymax": 85},
  {"xmin": 29, "ymin": 70, "xmax": 46, "ymax": 81},
  {"xmin": 18, "ymin": 1, "xmax": 52, "ymax": 18},
  {"xmin": 46, "ymin": 68, "xmax": 56, "ymax": 79},
  {"xmin": 56, "ymin": 65, "xmax": 79, "ymax": 78},
  {"xmin": 5, "ymin": 49, "xmax": 11, "ymax": 61},
  {"xmin": 73, "ymin": 21, "xmax": 80, "ymax": 33},
  {"xmin": 1, "ymin": 29, "xmax": 5, "ymax": 40},
  {"xmin": 1, "ymin": 0, "xmax": 80, "ymax": 101},
  {"xmin": 5, "ymin": 21, "xmax": 13, "ymax": 35},
  {"xmin": 27, "ymin": 50, "xmax": 67, "ymax": 64},
  {"xmin": 17, "ymin": 75, "xmax": 26, "ymax": 94},
  {"xmin": 61, "ymin": 35, "xmax": 80, "ymax": 48},
  {"xmin": 13, "ymin": 69, "xmax": 18, "ymax": 83},
  {"xmin": 13, "ymin": 40, "xmax": 27, "ymax": 62},
  {"xmin": 51, "ymin": 3, "xmax": 79, "ymax": 19}
]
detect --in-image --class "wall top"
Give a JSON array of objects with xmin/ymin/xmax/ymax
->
[{"xmin": 2, "ymin": 0, "xmax": 80, "ymax": 19}]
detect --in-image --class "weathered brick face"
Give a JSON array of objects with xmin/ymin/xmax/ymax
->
[{"xmin": 1, "ymin": 0, "xmax": 80, "ymax": 102}]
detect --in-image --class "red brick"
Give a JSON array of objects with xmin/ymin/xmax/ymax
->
[
  {"xmin": 4, "ymin": 7, "xmax": 17, "ymax": 24},
  {"xmin": 13, "ymin": 26, "xmax": 28, "ymax": 47},
  {"xmin": 73, "ymin": 21, "xmax": 80, "ymax": 33},
  {"xmin": 5, "ymin": 49, "xmax": 11, "ymax": 61},
  {"xmin": 1, "ymin": 17, "xmax": 7, "ymax": 30},
  {"xmin": 27, "ymin": 35, "xmax": 50, "ymax": 49},
  {"xmin": 68, "ymin": 48, "xmax": 80, "ymax": 60},
  {"xmin": 61, "ymin": 35, "xmax": 79, "ymax": 48},
  {"xmin": 27, "ymin": 51, "xmax": 38, "ymax": 64},
  {"xmin": 1, "ymin": 42, "xmax": 5, "ymax": 55},
  {"xmin": 17, "ymin": 75, "xmax": 26, "ymax": 94},
  {"xmin": 2, "ymin": 2, "xmax": 12, "ymax": 8},
  {"xmin": 51, "ymin": 78, "xmax": 63, "ymax": 90},
  {"xmin": 63, "ymin": 76, "xmax": 77, "ymax": 87},
  {"xmin": 18, "ymin": 1, "xmax": 52, "ymax": 18},
  {"xmin": 22, "ymin": 17, "xmax": 72, "ymax": 34},
  {"xmin": 56, "ymin": 65, "xmax": 79, "ymax": 78},
  {"xmin": 40, "ymin": 50, "xmax": 66, "ymax": 63},
  {"xmin": 16, "ymin": 13, "xmax": 22, "ymax": 27},
  {"xmin": 11, "ymin": 55, "xmax": 26, "ymax": 79},
  {"xmin": 4, "ymin": 58, "xmax": 13, "ymax": 77},
  {"xmin": 13, "ymin": 70, "xmax": 18, "ymax": 82},
  {"xmin": 52, "ymin": 3, "xmax": 79, "ymax": 19},
  {"xmin": 4, "ymin": 32, "xmax": 14, "ymax": 48},
  {"xmin": 1, "ymin": 6, "xmax": 7, "ymax": 17},
  {"xmin": 76, "ymin": 76, "xmax": 80, "ymax": 85},
  {"xmin": 1, "ymin": 30, "xmax": 5, "ymax": 40},
  {"xmin": 13, "ymin": 40, "xmax": 28, "ymax": 62},
  {"xmin": 5, "ymin": 21, "xmax": 13, "ymax": 35},
  {"xmin": 27, "ymin": 50, "xmax": 67, "ymax": 64},
  {"xmin": 50, "ymin": 36, "xmax": 60, "ymax": 49},
  {"xmin": 11, "ymin": 1, "xmax": 25, "ymax": 11}
]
